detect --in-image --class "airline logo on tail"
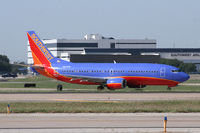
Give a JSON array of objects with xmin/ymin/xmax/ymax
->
[{"xmin": 30, "ymin": 33, "xmax": 54, "ymax": 61}]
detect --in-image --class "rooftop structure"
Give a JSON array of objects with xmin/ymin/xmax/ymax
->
[{"xmin": 28, "ymin": 34, "xmax": 156, "ymax": 64}]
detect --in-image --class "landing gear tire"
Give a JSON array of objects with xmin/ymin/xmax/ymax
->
[
  {"xmin": 167, "ymin": 87, "xmax": 171, "ymax": 90},
  {"xmin": 57, "ymin": 84, "xmax": 63, "ymax": 91},
  {"xmin": 97, "ymin": 86, "xmax": 104, "ymax": 91}
]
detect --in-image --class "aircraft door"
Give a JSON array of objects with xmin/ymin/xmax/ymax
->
[
  {"xmin": 109, "ymin": 69, "xmax": 114, "ymax": 76},
  {"xmin": 160, "ymin": 67, "xmax": 166, "ymax": 77}
]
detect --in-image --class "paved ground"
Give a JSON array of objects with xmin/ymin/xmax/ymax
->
[
  {"xmin": 0, "ymin": 113, "xmax": 200, "ymax": 133},
  {"xmin": 180, "ymin": 83, "xmax": 200, "ymax": 86},
  {"xmin": 0, "ymin": 93, "xmax": 200, "ymax": 102},
  {"xmin": 0, "ymin": 88, "xmax": 90, "ymax": 91}
]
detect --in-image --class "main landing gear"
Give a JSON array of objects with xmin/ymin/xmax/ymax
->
[
  {"xmin": 97, "ymin": 85, "xmax": 104, "ymax": 91},
  {"xmin": 57, "ymin": 84, "xmax": 63, "ymax": 91},
  {"xmin": 167, "ymin": 87, "xmax": 172, "ymax": 90}
]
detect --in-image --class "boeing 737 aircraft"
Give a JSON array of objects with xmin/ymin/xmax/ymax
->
[{"xmin": 27, "ymin": 31, "xmax": 190, "ymax": 90}]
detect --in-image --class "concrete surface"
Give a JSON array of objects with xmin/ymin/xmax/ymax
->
[
  {"xmin": 0, "ymin": 93, "xmax": 200, "ymax": 102},
  {"xmin": 0, "ymin": 113, "xmax": 200, "ymax": 133}
]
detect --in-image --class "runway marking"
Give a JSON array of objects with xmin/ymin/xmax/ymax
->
[{"xmin": 55, "ymin": 99, "xmax": 120, "ymax": 103}]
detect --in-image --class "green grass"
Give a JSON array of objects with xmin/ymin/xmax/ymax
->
[
  {"xmin": 0, "ymin": 84, "xmax": 200, "ymax": 93},
  {"xmin": 1, "ymin": 100, "xmax": 200, "ymax": 113},
  {"xmin": 0, "ymin": 75, "xmax": 200, "ymax": 93},
  {"xmin": 0, "ymin": 81, "xmax": 98, "ymax": 90},
  {"xmin": 1, "ymin": 75, "xmax": 98, "ymax": 89},
  {"xmin": 0, "ymin": 82, "xmax": 200, "ymax": 93},
  {"xmin": 8, "ymin": 75, "xmax": 50, "ymax": 82}
]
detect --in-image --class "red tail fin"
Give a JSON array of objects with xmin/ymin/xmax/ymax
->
[{"xmin": 27, "ymin": 31, "xmax": 55, "ymax": 67}]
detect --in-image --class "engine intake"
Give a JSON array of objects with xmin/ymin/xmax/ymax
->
[{"xmin": 106, "ymin": 78, "xmax": 127, "ymax": 90}]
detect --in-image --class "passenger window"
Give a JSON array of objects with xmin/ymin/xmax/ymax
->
[{"xmin": 172, "ymin": 69, "xmax": 180, "ymax": 73}]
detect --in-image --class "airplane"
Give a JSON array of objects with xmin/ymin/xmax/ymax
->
[{"xmin": 27, "ymin": 31, "xmax": 190, "ymax": 90}]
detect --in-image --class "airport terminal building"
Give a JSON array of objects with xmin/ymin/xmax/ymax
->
[
  {"xmin": 27, "ymin": 34, "xmax": 200, "ymax": 71},
  {"xmin": 27, "ymin": 34, "xmax": 156, "ymax": 63}
]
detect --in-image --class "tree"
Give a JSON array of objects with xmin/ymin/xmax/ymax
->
[
  {"xmin": 160, "ymin": 58, "xmax": 181, "ymax": 68},
  {"xmin": 0, "ymin": 55, "xmax": 27, "ymax": 75},
  {"xmin": 12, "ymin": 62, "xmax": 27, "ymax": 74},
  {"xmin": 179, "ymin": 63, "xmax": 196, "ymax": 73},
  {"xmin": 160, "ymin": 58, "xmax": 196, "ymax": 73},
  {"xmin": 0, "ymin": 55, "xmax": 11, "ymax": 74}
]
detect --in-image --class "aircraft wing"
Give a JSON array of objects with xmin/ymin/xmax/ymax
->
[
  {"xmin": 63, "ymin": 74, "xmax": 107, "ymax": 84},
  {"xmin": 13, "ymin": 63, "xmax": 44, "ymax": 69}
]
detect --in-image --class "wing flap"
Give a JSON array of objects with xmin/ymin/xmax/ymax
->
[
  {"xmin": 13, "ymin": 63, "xmax": 45, "ymax": 69},
  {"xmin": 64, "ymin": 74, "xmax": 107, "ymax": 84}
]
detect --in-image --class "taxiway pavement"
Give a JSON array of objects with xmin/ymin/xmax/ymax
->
[
  {"xmin": 0, "ymin": 113, "xmax": 200, "ymax": 133},
  {"xmin": 0, "ymin": 93, "xmax": 200, "ymax": 102}
]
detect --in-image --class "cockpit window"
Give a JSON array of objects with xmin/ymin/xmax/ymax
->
[{"xmin": 171, "ymin": 69, "xmax": 181, "ymax": 73}]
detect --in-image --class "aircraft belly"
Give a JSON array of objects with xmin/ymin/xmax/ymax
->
[{"xmin": 122, "ymin": 76, "xmax": 179, "ymax": 87}]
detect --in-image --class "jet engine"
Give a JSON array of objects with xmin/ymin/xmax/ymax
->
[{"xmin": 106, "ymin": 78, "xmax": 127, "ymax": 90}]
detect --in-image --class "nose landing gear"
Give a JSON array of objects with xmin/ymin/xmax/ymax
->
[
  {"xmin": 167, "ymin": 87, "xmax": 172, "ymax": 90},
  {"xmin": 97, "ymin": 85, "xmax": 104, "ymax": 90}
]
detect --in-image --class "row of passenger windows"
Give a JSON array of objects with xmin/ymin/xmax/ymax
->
[
  {"xmin": 171, "ymin": 69, "xmax": 181, "ymax": 72},
  {"xmin": 62, "ymin": 70, "xmax": 159, "ymax": 73}
]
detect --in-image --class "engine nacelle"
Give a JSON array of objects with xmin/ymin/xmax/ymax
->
[{"xmin": 106, "ymin": 78, "xmax": 127, "ymax": 90}]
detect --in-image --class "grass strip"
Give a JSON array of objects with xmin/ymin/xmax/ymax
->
[
  {"xmin": 0, "ymin": 84, "xmax": 200, "ymax": 93},
  {"xmin": 0, "ymin": 75, "xmax": 200, "ymax": 92},
  {"xmin": 1, "ymin": 100, "xmax": 200, "ymax": 113}
]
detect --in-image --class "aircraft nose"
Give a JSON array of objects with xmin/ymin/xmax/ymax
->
[
  {"xmin": 186, "ymin": 74, "xmax": 190, "ymax": 80},
  {"xmin": 182, "ymin": 72, "xmax": 190, "ymax": 82}
]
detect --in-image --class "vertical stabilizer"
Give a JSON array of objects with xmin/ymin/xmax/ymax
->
[{"xmin": 27, "ymin": 31, "xmax": 55, "ymax": 67}]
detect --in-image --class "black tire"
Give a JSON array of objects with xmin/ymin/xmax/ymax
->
[
  {"xmin": 167, "ymin": 87, "xmax": 172, "ymax": 90},
  {"xmin": 57, "ymin": 85, "xmax": 63, "ymax": 91},
  {"xmin": 97, "ymin": 86, "xmax": 104, "ymax": 91}
]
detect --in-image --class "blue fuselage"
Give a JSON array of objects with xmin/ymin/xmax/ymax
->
[{"xmin": 52, "ymin": 61, "xmax": 189, "ymax": 84}]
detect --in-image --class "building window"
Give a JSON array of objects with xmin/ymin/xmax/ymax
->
[
  {"xmin": 110, "ymin": 43, "xmax": 115, "ymax": 48},
  {"xmin": 57, "ymin": 43, "xmax": 98, "ymax": 48}
]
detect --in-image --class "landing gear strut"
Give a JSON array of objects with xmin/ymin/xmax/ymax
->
[
  {"xmin": 57, "ymin": 84, "xmax": 63, "ymax": 91},
  {"xmin": 167, "ymin": 87, "xmax": 171, "ymax": 90},
  {"xmin": 97, "ymin": 86, "xmax": 104, "ymax": 91}
]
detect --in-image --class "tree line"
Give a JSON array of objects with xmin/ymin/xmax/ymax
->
[
  {"xmin": 160, "ymin": 58, "xmax": 196, "ymax": 73},
  {"xmin": 0, "ymin": 55, "xmax": 27, "ymax": 74},
  {"xmin": 0, "ymin": 54, "xmax": 197, "ymax": 74}
]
